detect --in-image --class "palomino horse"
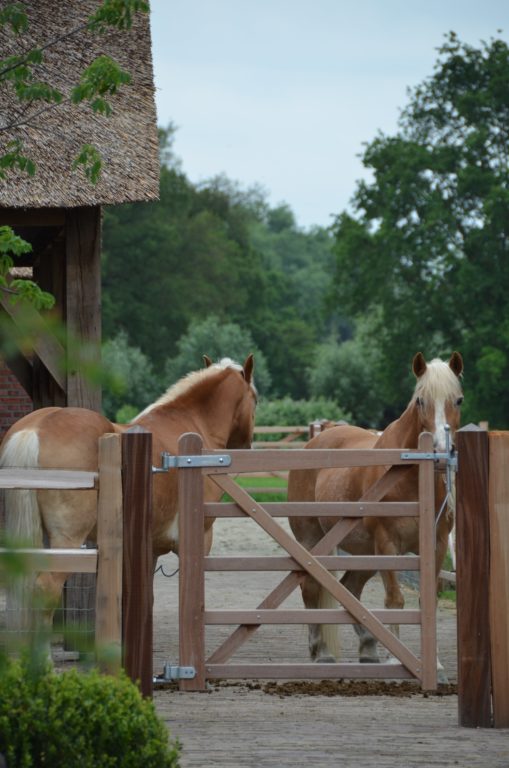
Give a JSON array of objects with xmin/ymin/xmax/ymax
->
[
  {"xmin": 288, "ymin": 352, "xmax": 463, "ymax": 678},
  {"xmin": 1, "ymin": 354, "xmax": 256, "ymax": 642}
]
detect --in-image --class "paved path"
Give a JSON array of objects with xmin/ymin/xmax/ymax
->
[{"xmin": 152, "ymin": 518, "xmax": 508, "ymax": 768}]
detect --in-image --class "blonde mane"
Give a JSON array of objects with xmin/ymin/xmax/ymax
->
[
  {"xmin": 134, "ymin": 358, "xmax": 245, "ymax": 419},
  {"xmin": 413, "ymin": 358, "xmax": 463, "ymax": 402}
]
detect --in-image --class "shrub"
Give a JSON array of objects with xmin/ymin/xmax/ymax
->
[
  {"xmin": 0, "ymin": 659, "xmax": 180, "ymax": 768},
  {"xmin": 255, "ymin": 397, "xmax": 350, "ymax": 441}
]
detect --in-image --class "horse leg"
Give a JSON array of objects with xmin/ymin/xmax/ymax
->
[
  {"xmin": 434, "ymin": 518, "xmax": 452, "ymax": 683},
  {"xmin": 341, "ymin": 569, "xmax": 379, "ymax": 662},
  {"xmin": 373, "ymin": 526, "xmax": 406, "ymax": 663},
  {"xmin": 290, "ymin": 516, "xmax": 339, "ymax": 662}
]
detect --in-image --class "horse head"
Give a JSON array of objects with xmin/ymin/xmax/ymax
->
[
  {"xmin": 412, "ymin": 351, "xmax": 464, "ymax": 450},
  {"xmin": 224, "ymin": 353, "xmax": 257, "ymax": 449}
]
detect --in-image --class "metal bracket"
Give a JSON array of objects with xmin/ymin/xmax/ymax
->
[
  {"xmin": 155, "ymin": 664, "xmax": 196, "ymax": 681},
  {"xmin": 152, "ymin": 451, "xmax": 231, "ymax": 473},
  {"xmin": 400, "ymin": 425, "xmax": 457, "ymax": 471},
  {"xmin": 400, "ymin": 451, "xmax": 457, "ymax": 470}
]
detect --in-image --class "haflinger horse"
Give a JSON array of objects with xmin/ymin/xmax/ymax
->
[
  {"xmin": 287, "ymin": 352, "xmax": 463, "ymax": 682},
  {"xmin": 1, "ymin": 354, "xmax": 256, "ymax": 648}
]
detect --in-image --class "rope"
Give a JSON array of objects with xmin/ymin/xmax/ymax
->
[{"xmin": 154, "ymin": 563, "xmax": 179, "ymax": 578}]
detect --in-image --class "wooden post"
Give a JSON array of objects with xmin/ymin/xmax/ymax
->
[
  {"xmin": 456, "ymin": 425, "xmax": 492, "ymax": 727},
  {"xmin": 178, "ymin": 432, "xmax": 206, "ymax": 691},
  {"xmin": 122, "ymin": 428, "xmax": 153, "ymax": 697},
  {"xmin": 488, "ymin": 431, "xmax": 509, "ymax": 728},
  {"xmin": 418, "ymin": 432, "xmax": 437, "ymax": 691},
  {"xmin": 96, "ymin": 433, "xmax": 123, "ymax": 675}
]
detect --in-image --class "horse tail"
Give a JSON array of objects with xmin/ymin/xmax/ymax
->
[
  {"xmin": 1, "ymin": 429, "xmax": 43, "ymax": 635},
  {"xmin": 318, "ymin": 575, "xmax": 341, "ymax": 660}
]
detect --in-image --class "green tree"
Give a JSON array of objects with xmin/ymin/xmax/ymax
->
[
  {"xmin": 331, "ymin": 33, "xmax": 509, "ymax": 426},
  {"xmin": 101, "ymin": 330, "xmax": 162, "ymax": 420},
  {"xmin": 164, "ymin": 314, "xmax": 272, "ymax": 394}
]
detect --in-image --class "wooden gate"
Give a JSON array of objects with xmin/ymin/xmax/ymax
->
[{"xmin": 176, "ymin": 431, "xmax": 439, "ymax": 692}]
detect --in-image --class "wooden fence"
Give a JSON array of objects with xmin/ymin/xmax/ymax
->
[
  {"xmin": 177, "ymin": 431, "xmax": 439, "ymax": 692},
  {"xmin": 0, "ymin": 429, "xmax": 153, "ymax": 697}
]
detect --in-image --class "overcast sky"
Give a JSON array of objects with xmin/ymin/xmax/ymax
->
[{"xmin": 149, "ymin": 1, "xmax": 507, "ymax": 230}]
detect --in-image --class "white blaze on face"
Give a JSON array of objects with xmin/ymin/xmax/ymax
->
[{"xmin": 433, "ymin": 400, "xmax": 448, "ymax": 451}]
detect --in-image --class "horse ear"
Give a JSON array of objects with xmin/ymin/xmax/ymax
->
[
  {"xmin": 412, "ymin": 352, "xmax": 427, "ymax": 378},
  {"xmin": 449, "ymin": 351, "xmax": 463, "ymax": 377},
  {"xmin": 242, "ymin": 353, "xmax": 254, "ymax": 384},
  {"xmin": 203, "ymin": 355, "xmax": 213, "ymax": 368}
]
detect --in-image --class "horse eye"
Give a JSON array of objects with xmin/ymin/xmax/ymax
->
[
  {"xmin": 416, "ymin": 397, "xmax": 424, "ymax": 407},
  {"xmin": 456, "ymin": 396, "xmax": 464, "ymax": 407}
]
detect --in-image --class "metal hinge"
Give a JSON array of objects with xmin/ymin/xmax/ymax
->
[
  {"xmin": 400, "ymin": 451, "xmax": 457, "ymax": 470},
  {"xmin": 155, "ymin": 664, "xmax": 196, "ymax": 681},
  {"xmin": 152, "ymin": 451, "xmax": 231, "ymax": 473}
]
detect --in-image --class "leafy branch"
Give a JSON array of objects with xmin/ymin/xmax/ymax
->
[{"xmin": 0, "ymin": 0, "xmax": 149, "ymax": 184}]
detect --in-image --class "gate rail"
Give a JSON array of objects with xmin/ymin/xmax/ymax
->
[{"xmin": 176, "ymin": 431, "xmax": 439, "ymax": 692}]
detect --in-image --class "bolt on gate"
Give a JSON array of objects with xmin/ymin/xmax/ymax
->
[{"xmin": 171, "ymin": 430, "xmax": 441, "ymax": 692}]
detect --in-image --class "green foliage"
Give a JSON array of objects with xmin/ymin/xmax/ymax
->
[
  {"xmin": 102, "ymin": 128, "xmax": 336, "ymax": 400},
  {"xmin": 0, "ymin": 658, "xmax": 180, "ymax": 767},
  {"xmin": 331, "ymin": 32, "xmax": 509, "ymax": 426},
  {"xmin": 0, "ymin": 3, "xmax": 29, "ymax": 34},
  {"xmin": 308, "ymin": 335, "xmax": 384, "ymax": 428},
  {"xmin": 0, "ymin": 225, "xmax": 55, "ymax": 311},
  {"xmin": 101, "ymin": 330, "xmax": 162, "ymax": 420},
  {"xmin": 164, "ymin": 314, "xmax": 272, "ymax": 395},
  {"xmin": 71, "ymin": 55, "xmax": 132, "ymax": 116},
  {"xmin": 71, "ymin": 144, "xmax": 103, "ymax": 184},
  {"xmin": 88, "ymin": 0, "xmax": 150, "ymax": 32},
  {"xmin": 255, "ymin": 396, "xmax": 350, "ymax": 435}
]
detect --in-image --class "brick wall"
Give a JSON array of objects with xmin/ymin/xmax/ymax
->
[{"xmin": 0, "ymin": 362, "xmax": 33, "ymax": 441}]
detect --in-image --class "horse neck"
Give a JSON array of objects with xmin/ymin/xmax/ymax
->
[
  {"xmin": 145, "ymin": 372, "xmax": 243, "ymax": 449},
  {"xmin": 375, "ymin": 402, "xmax": 422, "ymax": 450}
]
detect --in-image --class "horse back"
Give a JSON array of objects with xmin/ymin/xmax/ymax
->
[{"xmin": 1, "ymin": 407, "xmax": 117, "ymax": 471}]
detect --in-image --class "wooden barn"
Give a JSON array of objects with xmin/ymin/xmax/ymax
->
[{"xmin": 0, "ymin": 0, "xmax": 160, "ymax": 435}]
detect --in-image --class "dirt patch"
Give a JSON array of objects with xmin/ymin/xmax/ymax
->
[{"xmin": 155, "ymin": 678, "xmax": 457, "ymax": 698}]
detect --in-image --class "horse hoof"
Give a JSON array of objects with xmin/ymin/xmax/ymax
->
[
  {"xmin": 437, "ymin": 668, "xmax": 449, "ymax": 685},
  {"xmin": 315, "ymin": 655, "xmax": 336, "ymax": 664},
  {"xmin": 360, "ymin": 656, "xmax": 380, "ymax": 663}
]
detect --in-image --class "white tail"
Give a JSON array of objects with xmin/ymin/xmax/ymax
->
[{"xmin": 1, "ymin": 430, "xmax": 42, "ymax": 636}]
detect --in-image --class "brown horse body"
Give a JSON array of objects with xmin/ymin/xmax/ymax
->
[
  {"xmin": 1, "ymin": 355, "xmax": 256, "ymax": 641},
  {"xmin": 288, "ymin": 353, "xmax": 463, "ymax": 675}
]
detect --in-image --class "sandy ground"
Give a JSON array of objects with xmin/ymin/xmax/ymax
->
[{"xmin": 150, "ymin": 516, "xmax": 508, "ymax": 768}]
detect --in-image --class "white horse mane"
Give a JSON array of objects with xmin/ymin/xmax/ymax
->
[
  {"xmin": 413, "ymin": 358, "xmax": 463, "ymax": 402},
  {"xmin": 135, "ymin": 358, "xmax": 244, "ymax": 419}
]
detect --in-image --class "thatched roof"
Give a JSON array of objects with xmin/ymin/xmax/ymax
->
[{"xmin": 0, "ymin": 1, "xmax": 159, "ymax": 208}]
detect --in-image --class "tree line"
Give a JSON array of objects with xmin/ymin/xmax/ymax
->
[{"xmin": 99, "ymin": 33, "xmax": 509, "ymax": 429}]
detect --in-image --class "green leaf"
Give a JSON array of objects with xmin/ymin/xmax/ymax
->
[
  {"xmin": 72, "ymin": 144, "xmax": 103, "ymax": 184},
  {"xmin": 0, "ymin": 3, "xmax": 28, "ymax": 34}
]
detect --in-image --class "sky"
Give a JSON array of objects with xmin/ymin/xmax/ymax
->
[{"xmin": 149, "ymin": 1, "xmax": 507, "ymax": 230}]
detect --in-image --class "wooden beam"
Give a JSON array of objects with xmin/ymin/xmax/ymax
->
[
  {"xmin": 456, "ymin": 425, "xmax": 492, "ymax": 728},
  {"xmin": 122, "ymin": 427, "xmax": 153, "ymax": 697},
  {"xmin": 0, "ymin": 208, "xmax": 65, "ymax": 226},
  {"xmin": 96, "ymin": 433, "xmax": 123, "ymax": 676},
  {"xmin": 488, "ymin": 431, "xmax": 509, "ymax": 728},
  {"xmin": 0, "ymin": 294, "xmax": 66, "ymax": 391},
  {"xmin": 65, "ymin": 206, "xmax": 101, "ymax": 410}
]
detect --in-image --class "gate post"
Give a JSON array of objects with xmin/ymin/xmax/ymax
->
[
  {"xmin": 488, "ymin": 431, "xmax": 509, "ymax": 727},
  {"xmin": 121, "ymin": 427, "xmax": 153, "ymax": 698},
  {"xmin": 456, "ymin": 424, "xmax": 492, "ymax": 727},
  {"xmin": 418, "ymin": 432, "xmax": 437, "ymax": 690},
  {"xmin": 178, "ymin": 432, "xmax": 206, "ymax": 691},
  {"xmin": 96, "ymin": 433, "xmax": 123, "ymax": 675}
]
